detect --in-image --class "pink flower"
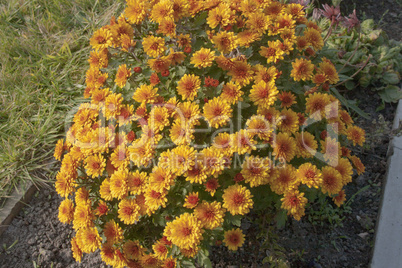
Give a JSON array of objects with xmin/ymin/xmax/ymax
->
[
  {"xmin": 320, "ymin": 4, "xmax": 342, "ymax": 24},
  {"xmin": 343, "ymin": 9, "xmax": 360, "ymax": 32}
]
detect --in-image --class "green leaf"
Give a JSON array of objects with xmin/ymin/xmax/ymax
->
[
  {"xmin": 194, "ymin": 11, "xmax": 208, "ymax": 27},
  {"xmin": 382, "ymin": 71, "xmax": 400, "ymax": 85},
  {"xmin": 360, "ymin": 19, "xmax": 375, "ymax": 35},
  {"xmin": 378, "ymin": 85, "xmax": 402, "ymax": 103},
  {"xmin": 197, "ymin": 249, "xmax": 212, "ymax": 268},
  {"xmin": 330, "ymin": 87, "xmax": 370, "ymax": 119},
  {"xmin": 275, "ymin": 209, "xmax": 287, "ymax": 229},
  {"xmin": 226, "ymin": 213, "xmax": 242, "ymax": 227},
  {"xmin": 345, "ymin": 80, "xmax": 355, "ymax": 90},
  {"xmin": 180, "ymin": 260, "xmax": 196, "ymax": 268}
]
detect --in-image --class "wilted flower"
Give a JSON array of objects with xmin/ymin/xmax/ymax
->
[
  {"xmin": 343, "ymin": 9, "xmax": 360, "ymax": 32},
  {"xmin": 321, "ymin": 4, "xmax": 342, "ymax": 25}
]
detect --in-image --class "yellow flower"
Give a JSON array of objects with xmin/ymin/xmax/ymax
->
[
  {"xmin": 77, "ymin": 227, "xmax": 102, "ymax": 253},
  {"xmin": 149, "ymin": 166, "xmax": 176, "ymax": 192},
  {"xmin": 54, "ymin": 139, "xmax": 64, "ymax": 161},
  {"xmin": 118, "ymin": 197, "xmax": 140, "ymax": 224},
  {"xmin": 199, "ymin": 147, "xmax": 226, "ymax": 177},
  {"xmin": 177, "ymin": 74, "xmax": 201, "ymax": 101},
  {"xmin": 185, "ymin": 163, "xmax": 208, "ymax": 184},
  {"xmin": 149, "ymin": 106, "xmax": 170, "ymax": 132},
  {"xmin": 278, "ymin": 91, "xmax": 297, "ymax": 108},
  {"xmin": 127, "ymin": 170, "xmax": 148, "ymax": 195},
  {"xmin": 278, "ymin": 108, "xmax": 299, "ymax": 133},
  {"xmin": 128, "ymin": 140, "xmax": 155, "ymax": 167},
  {"xmin": 58, "ymin": 198, "xmax": 74, "ymax": 224},
  {"xmin": 297, "ymin": 163, "xmax": 322, "ymax": 189},
  {"xmin": 194, "ymin": 201, "xmax": 225, "ymax": 229},
  {"xmin": 73, "ymin": 202, "xmax": 93, "ymax": 230},
  {"xmin": 259, "ymin": 40, "xmax": 285, "ymax": 64},
  {"xmin": 109, "ymin": 167, "xmax": 129, "ymax": 200},
  {"xmin": 317, "ymin": 57, "xmax": 339, "ymax": 84},
  {"xmin": 220, "ymin": 82, "xmax": 243, "ymax": 105},
  {"xmin": 100, "ymin": 242, "xmax": 115, "ymax": 266},
  {"xmin": 145, "ymin": 188, "xmax": 168, "ymax": 215},
  {"xmin": 190, "ymin": 47, "xmax": 215, "ymax": 68},
  {"xmin": 152, "ymin": 239, "xmax": 169, "ymax": 260},
  {"xmin": 223, "ymin": 228, "xmax": 245, "ymax": 251},
  {"xmin": 227, "ymin": 60, "xmax": 254, "ymax": 86},
  {"xmin": 232, "ymin": 129, "xmax": 257, "ymax": 155},
  {"xmin": 253, "ymin": 64, "xmax": 278, "ymax": 84},
  {"xmin": 321, "ymin": 166, "xmax": 343, "ymax": 195},
  {"xmin": 125, "ymin": 0, "xmax": 147, "ymax": 24},
  {"xmin": 207, "ymin": 3, "xmax": 232, "ymax": 29},
  {"xmin": 84, "ymin": 154, "xmax": 106, "ymax": 178},
  {"xmin": 237, "ymin": 30, "xmax": 260, "ymax": 47},
  {"xmin": 183, "ymin": 192, "xmax": 200, "ymax": 209},
  {"xmin": 170, "ymin": 119, "xmax": 195, "ymax": 145},
  {"xmin": 171, "ymin": 0, "xmax": 189, "ymax": 21},
  {"xmin": 333, "ymin": 189, "xmax": 346, "ymax": 207},
  {"xmin": 150, "ymin": 0, "xmax": 173, "ymax": 23},
  {"xmin": 211, "ymin": 31, "xmax": 237, "ymax": 54},
  {"xmin": 103, "ymin": 220, "xmax": 123, "ymax": 244},
  {"xmin": 104, "ymin": 93, "xmax": 123, "ymax": 119},
  {"xmin": 349, "ymin": 155, "xmax": 365, "ymax": 175},
  {"xmin": 142, "ymin": 35, "xmax": 167, "ymax": 58},
  {"xmin": 157, "ymin": 18, "xmax": 177, "ymax": 37},
  {"xmin": 203, "ymin": 97, "xmax": 232, "ymax": 128},
  {"xmin": 281, "ymin": 189, "xmax": 308, "ymax": 221},
  {"xmin": 99, "ymin": 178, "xmax": 113, "ymax": 201},
  {"xmin": 212, "ymin": 132, "xmax": 233, "ymax": 156},
  {"xmin": 320, "ymin": 137, "xmax": 341, "ymax": 166},
  {"xmin": 335, "ymin": 157, "xmax": 353, "ymax": 185},
  {"xmin": 90, "ymin": 27, "xmax": 113, "ymax": 51},
  {"xmin": 249, "ymin": 80, "xmax": 279, "ymax": 109},
  {"xmin": 246, "ymin": 115, "xmax": 272, "ymax": 141},
  {"xmin": 305, "ymin": 92, "xmax": 331, "ymax": 119},
  {"xmin": 290, "ymin": 58, "xmax": 314, "ymax": 81},
  {"xmin": 71, "ymin": 237, "xmax": 83, "ymax": 262},
  {"xmin": 241, "ymin": 155, "xmax": 270, "ymax": 187},
  {"xmin": 246, "ymin": 11, "xmax": 268, "ymax": 35},
  {"xmin": 115, "ymin": 64, "xmax": 131, "ymax": 88},
  {"xmin": 304, "ymin": 27, "xmax": 324, "ymax": 50},
  {"xmin": 164, "ymin": 213, "xmax": 203, "ymax": 250},
  {"xmin": 222, "ymin": 184, "xmax": 254, "ymax": 215},
  {"xmin": 270, "ymin": 165, "xmax": 299, "ymax": 195},
  {"xmin": 345, "ymin": 125, "xmax": 366, "ymax": 146},
  {"xmin": 123, "ymin": 240, "xmax": 145, "ymax": 260},
  {"xmin": 272, "ymin": 132, "xmax": 296, "ymax": 162}
]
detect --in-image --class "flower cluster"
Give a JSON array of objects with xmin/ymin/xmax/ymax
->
[{"xmin": 54, "ymin": 0, "xmax": 366, "ymax": 266}]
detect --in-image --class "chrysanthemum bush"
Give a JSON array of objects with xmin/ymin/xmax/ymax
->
[{"xmin": 54, "ymin": 0, "xmax": 367, "ymax": 266}]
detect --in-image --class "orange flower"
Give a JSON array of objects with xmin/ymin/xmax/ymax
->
[
  {"xmin": 222, "ymin": 184, "xmax": 254, "ymax": 215},
  {"xmin": 115, "ymin": 64, "xmax": 131, "ymax": 88},
  {"xmin": 223, "ymin": 228, "xmax": 245, "ymax": 251},
  {"xmin": 321, "ymin": 166, "xmax": 343, "ymax": 195},
  {"xmin": 183, "ymin": 192, "xmax": 200, "ymax": 209},
  {"xmin": 290, "ymin": 58, "xmax": 314, "ymax": 81},
  {"xmin": 345, "ymin": 125, "xmax": 366, "ymax": 146},
  {"xmin": 281, "ymin": 189, "xmax": 308, "ymax": 220}
]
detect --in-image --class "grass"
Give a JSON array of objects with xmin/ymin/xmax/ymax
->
[{"xmin": 0, "ymin": 0, "xmax": 124, "ymax": 205}]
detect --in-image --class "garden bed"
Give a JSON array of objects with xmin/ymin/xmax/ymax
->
[{"xmin": 0, "ymin": 83, "xmax": 398, "ymax": 268}]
